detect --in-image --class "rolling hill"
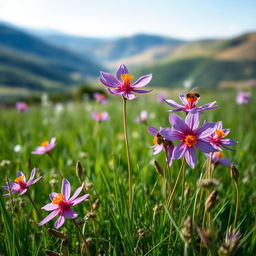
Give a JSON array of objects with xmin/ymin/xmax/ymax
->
[{"xmin": 0, "ymin": 24, "xmax": 103, "ymax": 91}]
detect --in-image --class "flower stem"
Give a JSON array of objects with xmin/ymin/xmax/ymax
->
[
  {"xmin": 73, "ymin": 219, "xmax": 91, "ymax": 256},
  {"xmin": 122, "ymin": 97, "xmax": 132, "ymax": 216},
  {"xmin": 233, "ymin": 180, "xmax": 239, "ymax": 228},
  {"xmin": 27, "ymin": 191, "xmax": 42, "ymax": 218}
]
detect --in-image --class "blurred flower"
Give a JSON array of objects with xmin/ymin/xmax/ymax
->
[
  {"xmin": 93, "ymin": 92, "xmax": 108, "ymax": 104},
  {"xmin": 2, "ymin": 168, "xmax": 42, "ymax": 196},
  {"xmin": 236, "ymin": 91, "xmax": 251, "ymax": 104},
  {"xmin": 41, "ymin": 93, "xmax": 50, "ymax": 107},
  {"xmin": 164, "ymin": 93, "xmax": 217, "ymax": 113},
  {"xmin": 247, "ymin": 79, "xmax": 255, "ymax": 88},
  {"xmin": 148, "ymin": 126, "xmax": 174, "ymax": 166},
  {"xmin": 32, "ymin": 138, "xmax": 56, "ymax": 155},
  {"xmin": 161, "ymin": 110, "xmax": 217, "ymax": 168},
  {"xmin": 99, "ymin": 64, "xmax": 152, "ymax": 100},
  {"xmin": 206, "ymin": 152, "xmax": 233, "ymax": 166},
  {"xmin": 16, "ymin": 102, "xmax": 28, "ymax": 112},
  {"xmin": 14, "ymin": 144, "xmax": 22, "ymax": 153},
  {"xmin": 157, "ymin": 93, "xmax": 165, "ymax": 103},
  {"xmin": 207, "ymin": 121, "xmax": 237, "ymax": 151},
  {"xmin": 38, "ymin": 178, "xmax": 89, "ymax": 229},
  {"xmin": 54, "ymin": 103, "xmax": 64, "ymax": 115},
  {"xmin": 0, "ymin": 160, "xmax": 11, "ymax": 166},
  {"xmin": 91, "ymin": 111, "xmax": 109, "ymax": 122},
  {"xmin": 134, "ymin": 111, "xmax": 148, "ymax": 123}
]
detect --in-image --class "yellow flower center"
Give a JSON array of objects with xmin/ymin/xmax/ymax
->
[
  {"xmin": 40, "ymin": 141, "xmax": 49, "ymax": 147},
  {"xmin": 215, "ymin": 130, "xmax": 226, "ymax": 138},
  {"xmin": 98, "ymin": 94, "xmax": 106, "ymax": 99},
  {"xmin": 14, "ymin": 175, "xmax": 24, "ymax": 183},
  {"xmin": 97, "ymin": 112, "xmax": 104, "ymax": 118},
  {"xmin": 121, "ymin": 73, "xmax": 134, "ymax": 84},
  {"xmin": 52, "ymin": 193, "xmax": 65, "ymax": 204},
  {"xmin": 214, "ymin": 152, "xmax": 224, "ymax": 158},
  {"xmin": 184, "ymin": 135, "xmax": 197, "ymax": 147}
]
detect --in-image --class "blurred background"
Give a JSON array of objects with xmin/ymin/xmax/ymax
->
[{"xmin": 0, "ymin": 0, "xmax": 255, "ymax": 102}]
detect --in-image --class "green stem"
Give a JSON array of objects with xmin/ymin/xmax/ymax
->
[
  {"xmin": 73, "ymin": 219, "xmax": 91, "ymax": 256},
  {"xmin": 122, "ymin": 97, "xmax": 132, "ymax": 216},
  {"xmin": 233, "ymin": 180, "xmax": 239, "ymax": 228},
  {"xmin": 47, "ymin": 153, "xmax": 64, "ymax": 180},
  {"xmin": 27, "ymin": 191, "xmax": 42, "ymax": 217}
]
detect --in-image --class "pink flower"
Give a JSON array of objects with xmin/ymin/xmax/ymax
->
[
  {"xmin": 16, "ymin": 102, "xmax": 28, "ymax": 112},
  {"xmin": 135, "ymin": 111, "xmax": 148, "ymax": 123},
  {"xmin": 2, "ymin": 168, "xmax": 42, "ymax": 196},
  {"xmin": 206, "ymin": 152, "xmax": 232, "ymax": 166},
  {"xmin": 93, "ymin": 92, "xmax": 108, "ymax": 104},
  {"xmin": 236, "ymin": 91, "xmax": 251, "ymax": 104},
  {"xmin": 38, "ymin": 179, "xmax": 89, "ymax": 229},
  {"xmin": 32, "ymin": 138, "xmax": 56, "ymax": 155},
  {"xmin": 91, "ymin": 111, "xmax": 109, "ymax": 122}
]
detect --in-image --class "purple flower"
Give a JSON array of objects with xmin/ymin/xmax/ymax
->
[
  {"xmin": 99, "ymin": 64, "xmax": 152, "ymax": 100},
  {"xmin": 135, "ymin": 111, "xmax": 148, "ymax": 123},
  {"xmin": 206, "ymin": 121, "xmax": 237, "ymax": 151},
  {"xmin": 147, "ymin": 126, "xmax": 174, "ymax": 166},
  {"xmin": 91, "ymin": 111, "xmax": 109, "ymax": 122},
  {"xmin": 16, "ymin": 102, "xmax": 28, "ymax": 112},
  {"xmin": 164, "ymin": 93, "xmax": 217, "ymax": 113},
  {"xmin": 2, "ymin": 168, "xmax": 42, "ymax": 196},
  {"xmin": 93, "ymin": 92, "xmax": 108, "ymax": 104},
  {"xmin": 236, "ymin": 91, "xmax": 251, "ymax": 104},
  {"xmin": 38, "ymin": 179, "xmax": 89, "ymax": 229},
  {"xmin": 206, "ymin": 152, "xmax": 232, "ymax": 166},
  {"xmin": 32, "ymin": 138, "xmax": 56, "ymax": 155},
  {"xmin": 160, "ymin": 110, "xmax": 217, "ymax": 168},
  {"xmin": 157, "ymin": 93, "xmax": 165, "ymax": 103}
]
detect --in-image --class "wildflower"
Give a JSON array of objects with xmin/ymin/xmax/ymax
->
[
  {"xmin": 205, "ymin": 190, "xmax": 218, "ymax": 212},
  {"xmin": 93, "ymin": 92, "xmax": 108, "ymax": 104},
  {"xmin": 91, "ymin": 111, "xmax": 109, "ymax": 122},
  {"xmin": 14, "ymin": 144, "xmax": 22, "ymax": 153},
  {"xmin": 206, "ymin": 152, "xmax": 233, "ymax": 166},
  {"xmin": 219, "ymin": 228, "xmax": 241, "ymax": 256},
  {"xmin": 135, "ymin": 111, "xmax": 148, "ymax": 123},
  {"xmin": 38, "ymin": 178, "xmax": 89, "ymax": 229},
  {"xmin": 16, "ymin": 102, "xmax": 28, "ymax": 112},
  {"xmin": 161, "ymin": 110, "xmax": 217, "ymax": 168},
  {"xmin": 2, "ymin": 168, "xmax": 42, "ymax": 196},
  {"xmin": 99, "ymin": 64, "xmax": 152, "ymax": 100},
  {"xmin": 147, "ymin": 126, "xmax": 174, "ymax": 166},
  {"xmin": 157, "ymin": 93, "xmax": 165, "ymax": 103},
  {"xmin": 32, "ymin": 138, "xmax": 56, "ymax": 155},
  {"xmin": 236, "ymin": 91, "xmax": 251, "ymax": 104},
  {"xmin": 164, "ymin": 93, "xmax": 217, "ymax": 113}
]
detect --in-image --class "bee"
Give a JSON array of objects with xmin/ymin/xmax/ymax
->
[{"xmin": 186, "ymin": 87, "xmax": 200, "ymax": 102}]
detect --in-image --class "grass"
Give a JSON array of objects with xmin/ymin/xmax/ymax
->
[{"xmin": 0, "ymin": 89, "xmax": 255, "ymax": 255}]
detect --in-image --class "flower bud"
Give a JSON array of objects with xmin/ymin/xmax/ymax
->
[
  {"xmin": 205, "ymin": 190, "xmax": 218, "ymax": 212},
  {"xmin": 154, "ymin": 160, "xmax": 163, "ymax": 177},
  {"xmin": 76, "ymin": 161, "xmax": 84, "ymax": 179},
  {"xmin": 181, "ymin": 216, "xmax": 194, "ymax": 243},
  {"xmin": 230, "ymin": 165, "xmax": 239, "ymax": 182},
  {"xmin": 47, "ymin": 228, "xmax": 66, "ymax": 239}
]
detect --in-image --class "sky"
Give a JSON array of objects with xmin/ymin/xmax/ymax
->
[{"xmin": 0, "ymin": 0, "xmax": 255, "ymax": 39}]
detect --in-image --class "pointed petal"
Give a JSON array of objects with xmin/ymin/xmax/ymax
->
[
  {"xmin": 100, "ymin": 72, "xmax": 120, "ymax": 87},
  {"xmin": 123, "ymin": 92, "xmax": 136, "ymax": 100},
  {"xmin": 147, "ymin": 126, "xmax": 158, "ymax": 136},
  {"xmin": 185, "ymin": 109, "xmax": 200, "ymax": 130},
  {"xmin": 179, "ymin": 94, "xmax": 188, "ymax": 105},
  {"xmin": 132, "ymin": 74, "xmax": 152, "ymax": 87},
  {"xmin": 164, "ymin": 99, "xmax": 183, "ymax": 109},
  {"xmin": 18, "ymin": 188, "xmax": 28, "ymax": 195},
  {"xmin": 69, "ymin": 183, "xmax": 84, "ymax": 201},
  {"xmin": 28, "ymin": 168, "xmax": 36, "ymax": 182},
  {"xmin": 116, "ymin": 64, "xmax": 129, "ymax": 80},
  {"xmin": 42, "ymin": 203, "xmax": 59, "ymax": 211},
  {"xmin": 61, "ymin": 179, "xmax": 71, "ymax": 200},
  {"xmin": 132, "ymin": 89, "xmax": 152, "ymax": 94},
  {"xmin": 185, "ymin": 147, "xmax": 196, "ymax": 168},
  {"xmin": 64, "ymin": 209, "xmax": 78, "ymax": 219},
  {"xmin": 160, "ymin": 128, "xmax": 183, "ymax": 141},
  {"xmin": 107, "ymin": 88, "xmax": 122, "ymax": 95},
  {"xmin": 55, "ymin": 215, "xmax": 65, "ymax": 229},
  {"xmin": 196, "ymin": 140, "xmax": 217, "ymax": 153},
  {"xmin": 195, "ymin": 122, "xmax": 216, "ymax": 138},
  {"xmin": 221, "ymin": 139, "xmax": 238, "ymax": 146},
  {"xmin": 71, "ymin": 194, "xmax": 89, "ymax": 206},
  {"xmin": 169, "ymin": 114, "xmax": 189, "ymax": 132},
  {"xmin": 153, "ymin": 144, "xmax": 163, "ymax": 155},
  {"xmin": 38, "ymin": 209, "xmax": 60, "ymax": 226},
  {"xmin": 172, "ymin": 142, "xmax": 187, "ymax": 160},
  {"xmin": 99, "ymin": 78, "xmax": 118, "ymax": 88}
]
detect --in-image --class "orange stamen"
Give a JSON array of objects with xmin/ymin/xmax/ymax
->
[
  {"xmin": 215, "ymin": 152, "xmax": 224, "ymax": 158},
  {"xmin": 52, "ymin": 193, "xmax": 65, "ymax": 204},
  {"xmin": 215, "ymin": 130, "xmax": 226, "ymax": 138},
  {"xmin": 99, "ymin": 94, "xmax": 106, "ymax": 99},
  {"xmin": 40, "ymin": 141, "xmax": 49, "ymax": 147},
  {"xmin": 97, "ymin": 112, "xmax": 104, "ymax": 118},
  {"xmin": 121, "ymin": 73, "xmax": 134, "ymax": 84},
  {"xmin": 14, "ymin": 175, "xmax": 24, "ymax": 183},
  {"xmin": 184, "ymin": 135, "xmax": 197, "ymax": 147}
]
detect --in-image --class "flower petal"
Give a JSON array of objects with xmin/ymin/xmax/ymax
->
[
  {"xmin": 179, "ymin": 94, "xmax": 188, "ymax": 105},
  {"xmin": 169, "ymin": 114, "xmax": 189, "ymax": 132},
  {"xmin": 107, "ymin": 88, "xmax": 122, "ymax": 95},
  {"xmin": 164, "ymin": 99, "xmax": 183, "ymax": 109},
  {"xmin": 71, "ymin": 194, "xmax": 89, "ymax": 206},
  {"xmin": 28, "ymin": 168, "xmax": 36, "ymax": 181},
  {"xmin": 64, "ymin": 209, "xmax": 78, "ymax": 219},
  {"xmin": 185, "ymin": 109, "xmax": 200, "ymax": 130},
  {"xmin": 153, "ymin": 144, "xmax": 163, "ymax": 155},
  {"xmin": 100, "ymin": 72, "xmax": 120, "ymax": 87},
  {"xmin": 61, "ymin": 179, "xmax": 71, "ymax": 200},
  {"xmin": 123, "ymin": 92, "xmax": 136, "ymax": 100},
  {"xmin": 69, "ymin": 183, "xmax": 84, "ymax": 202},
  {"xmin": 116, "ymin": 64, "xmax": 129, "ymax": 81},
  {"xmin": 221, "ymin": 139, "xmax": 238, "ymax": 146},
  {"xmin": 38, "ymin": 209, "xmax": 60, "ymax": 226},
  {"xmin": 172, "ymin": 142, "xmax": 187, "ymax": 160},
  {"xmin": 195, "ymin": 122, "xmax": 216, "ymax": 138},
  {"xmin": 185, "ymin": 147, "xmax": 196, "ymax": 168},
  {"xmin": 196, "ymin": 140, "xmax": 217, "ymax": 153},
  {"xmin": 160, "ymin": 128, "xmax": 183, "ymax": 141},
  {"xmin": 18, "ymin": 188, "xmax": 28, "ymax": 195},
  {"xmin": 132, "ymin": 74, "xmax": 152, "ymax": 88},
  {"xmin": 42, "ymin": 203, "xmax": 59, "ymax": 211},
  {"xmin": 131, "ymin": 89, "xmax": 152, "ymax": 94},
  {"xmin": 55, "ymin": 215, "xmax": 65, "ymax": 229},
  {"xmin": 147, "ymin": 126, "xmax": 158, "ymax": 136}
]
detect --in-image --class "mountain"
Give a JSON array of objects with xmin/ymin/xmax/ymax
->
[
  {"xmin": 0, "ymin": 24, "xmax": 103, "ymax": 92},
  {"xmin": 36, "ymin": 32, "xmax": 184, "ymax": 64},
  {"xmin": 134, "ymin": 32, "xmax": 256, "ymax": 88}
]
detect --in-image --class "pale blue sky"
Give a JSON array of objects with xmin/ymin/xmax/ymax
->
[{"xmin": 0, "ymin": 0, "xmax": 255, "ymax": 39}]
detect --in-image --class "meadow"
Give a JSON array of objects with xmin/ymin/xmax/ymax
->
[{"xmin": 0, "ymin": 87, "xmax": 255, "ymax": 256}]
